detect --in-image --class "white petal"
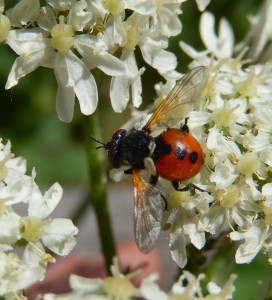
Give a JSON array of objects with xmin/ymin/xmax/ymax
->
[
  {"xmin": 169, "ymin": 210, "xmax": 187, "ymax": 268},
  {"xmin": 23, "ymin": 241, "xmax": 46, "ymax": 270},
  {"xmin": 141, "ymin": 41, "xmax": 177, "ymax": 74},
  {"xmin": 183, "ymin": 210, "xmax": 205, "ymax": 249},
  {"xmin": 218, "ymin": 17, "xmax": 234, "ymax": 57},
  {"xmin": 64, "ymin": 51, "xmax": 98, "ymax": 116},
  {"xmin": 28, "ymin": 182, "xmax": 63, "ymax": 219},
  {"xmin": 188, "ymin": 111, "xmax": 211, "ymax": 129},
  {"xmin": 0, "ymin": 211, "xmax": 20, "ymax": 244},
  {"xmin": 169, "ymin": 231, "xmax": 187, "ymax": 268},
  {"xmin": 262, "ymin": 183, "xmax": 272, "ymax": 204},
  {"xmin": 245, "ymin": 177, "xmax": 263, "ymax": 201},
  {"xmin": 140, "ymin": 278, "xmax": 168, "ymax": 300},
  {"xmin": 54, "ymin": 53, "xmax": 75, "ymax": 122},
  {"xmin": 42, "ymin": 218, "xmax": 78, "ymax": 256},
  {"xmin": 102, "ymin": 14, "xmax": 127, "ymax": 48},
  {"xmin": 195, "ymin": 0, "xmax": 210, "ymax": 11},
  {"xmin": 210, "ymin": 161, "xmax": 237, "ymax": 189},
  {"xmin": 37, "ymin": 6, "xmax": 57, "ymax": 32},
  {"xmin": 0, "ymin": 175, "xmax": 32, "ymax": 205},
  {"xmin": 131, "ymin": 67, "xmax": 144, "ymax": 108},
  {"xmin": 260, "ymin": 147, "xmax": 272, "ymax": 166},
  {"xmin": 179, "ymin": 41, "xmax": 203, "ymax": 59},
  {"xmin": 70, "ymin": 274, "xmax": 103, "ymax": 291},
  {"xmin": 157, "ymin": 7, "xmax": 182, "ymax": 37},
  {"xmin": 67, "ymin": 1, "xmax": 92, "ymax": 31},
  {"xmin": 6, "ymin": 28, "xmax": 49, "ymax": 55},
  {"xmin": 201, "ymin": 206, "xmax": 225, "ymax": 234},
  {"xmin": 75, "ymin": 36, "xmax": 125, "ymax": 76},
  {"xmin": 11, "ymin": 0, "xmax": 40, "ymax": 26},
  {"xmin": 5, "ymin": 45, "xmax": 53, "ymax": 89},
  {"xmin": 6, "ymin": 156, "xmax": 26, "ymax": 174},
  {"xmin": 200, "ymin": 12, "xmax": 234, "ymax": 58},
  {"xmin": 0, "ymin": 252, "xmax": 43, "ymax": 294},
  {"xmin": 153, "ymin": 49, "xmax": 177, "ymax": 73},
  {"xmin": 124, "ymin": 0, "xmax": 156, "ymax": 15},
  {"xmin": 56, "ymin": 85, "xmax": 75, "ymax": 122},
  {"xmin": 200, "ymin": 12, "xmax": 218, "ymax": 54},
  {"xmin": 110, "ymin": 51, "xmax": 143, "ymax": 112},
  {"xmin": 110, "ymin": 75, "xmax": 130, "ymax": 112},
  {"xmin": 45, "ymin": 0, "xmax": 72, "ymax": 11},
  {"xmin": 230, "ymin": 220, "xmax": 268, "ymax": 263},
  {"xmin": 93, "ymin": 52, "xmax": 125, "ymax": 76}
]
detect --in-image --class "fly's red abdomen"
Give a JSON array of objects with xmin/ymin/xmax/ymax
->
[{"xmin": 154, "ymin": 128, "xmax": 204, "ymax": 181}]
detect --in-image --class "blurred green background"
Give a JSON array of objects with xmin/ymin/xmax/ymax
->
[{"xmin": 0, "ymin": 0, "xmax": 271, "ymax": 299}]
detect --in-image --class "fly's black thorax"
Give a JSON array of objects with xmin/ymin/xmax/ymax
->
[{"xmin": 120, "ymin": 130, "xmax": 154, "ymax": 169}]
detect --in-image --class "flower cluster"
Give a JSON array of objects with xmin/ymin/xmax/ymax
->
[
  {"xmin": 0, "ymin": 0, "xmax": 191, "ymax": 122},
  {"xmin": 154, "ymin": 10, "xmax": 272, "ymax": 268},
  {"xmin": 0, "ymin": 138, "xmax": 78, "ymax": 298},
  {"xmin": 43, "ymin": 257, "xmax": 237, "ymax": 300}
]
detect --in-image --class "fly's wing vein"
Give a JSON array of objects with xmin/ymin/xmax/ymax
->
[
  {"xmin": 144, "ymin": 66, "xmax": 209, "ymax": 130},
  {"xmin": 133, "ymin": 170, "xmax": 164, "ymax": 253}
]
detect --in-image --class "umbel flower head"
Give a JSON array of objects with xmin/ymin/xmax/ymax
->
[
  {"xmin": 110, "ymin": 7, "xmax": 272, "ymax": 269},
  {"xmin": 0, "ymin": 138, "xmax": 78, "ymax": 297},
  {"xmin": 43, "ymin": 257, "xmax": 237, "ymax": 300},
  {"xmin": 161, "ymin": 11, "xmax": 272, "ymax": 267},
  {"xmin": 1, "ymin": 0, "xmax": 186, "ymax": 122}
]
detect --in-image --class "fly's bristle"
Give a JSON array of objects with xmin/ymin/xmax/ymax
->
[{"xmin": 90, "ymin": 135, "xmax": 106, "ymax": 149}]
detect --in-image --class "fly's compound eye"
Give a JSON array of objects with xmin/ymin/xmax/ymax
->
[{"xmin": 106, "ymin": 129, "xmax": 127, "ymax": 168}]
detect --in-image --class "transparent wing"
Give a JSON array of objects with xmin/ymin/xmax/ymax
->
[
  {"xmin": 133, "ymin": 170, "xmax": 164, "ymax": 253},
  {"xmin": 144, "ymin": 66, "xmax": 209, "ymax": 131}
]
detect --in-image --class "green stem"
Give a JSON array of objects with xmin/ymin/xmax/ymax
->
[{"xmin": 83, "ymin": 113, "xmax": 116, "ymax": 274}]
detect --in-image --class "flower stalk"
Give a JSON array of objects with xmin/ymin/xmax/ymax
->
[{"xmin": 83, "ymin": 113, "xmax": 116, "ymax": 274}]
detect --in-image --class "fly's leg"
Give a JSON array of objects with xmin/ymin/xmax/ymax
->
[
  {"xmin": 172, "ymin": 181, "xmax": 211, "ymax": 195},
  {"xmin": 181, "ymin": 117, "xmax": 189, "ymax": 133}
]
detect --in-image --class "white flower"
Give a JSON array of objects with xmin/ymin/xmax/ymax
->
[
  {"xmin": 202, "ymin": 184, "xmax": 260, "ymax": 235},
  {"xmin": 170, "ymin": 271, "xmax": 237, "ymax": 299},
  {"xmin": 230, "ymin": 220, "xmax": 269, "ymax": 264},
  {"xmin": 0, "ymin": 139, "xmax": 31, "ymax": 205},
  {"xmin": 19, "ymin": 175, "xmax": 78, "ymax": 257},
  {"xmin": 2, "ymin": 0, "xmax": 186, "ymax": 120},
  {"xmin": 44, "ymin": 257, "xmax": 139, "ymax": 299},
  {"xmin": 200, "ymin": 11, "xmax": 234, "ymax": 59},
  {"xmin": 108, "ymin": 3, "xmax": 182, "ymax": 112},
  {"xmin": 0, "ymin": 138, "xmax": 78, "ymax": 296},
  {"xmin": 151, "ymin": 9, "xmax": 272, "ymax": 267},
  {"xmin": 5, "ymin": 7, "xmax": 125, "ymax": 122},
  {"xmin": 235, "ymin": 0, "xmax": 272, "ymax": 61},
  {"xmin": 140, "ymin": 274, "xmax": 168, "ymax": 300},
  {"xmin": 152, "ymin": 1, "xmax": 182, "ymax": 37},
  {"xmin": 0, "ymin": 252, "xmax": 43, "ymax": 296},
  {"xmin": 110, "ymin": 49, "xmax": 144, "ymax": 112},
  {"xmin": 43, "ymin": 258, "xmax": 238, "ymax": 300},
  {"xmin": 169, "ymin": 207, "xmax": 206, "ymax": 268}
]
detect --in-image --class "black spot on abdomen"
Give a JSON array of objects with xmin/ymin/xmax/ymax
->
[
  {"xmin": 153, "ymin": 135, "xmax": 172, "ymax": 162},
  {"xmin": 189, "ymin": 151, "xmax": 198, "ymax": 164},
  {"xmin": 174, "ymin": 145, "xmax": 186, "ymax": 160}
]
